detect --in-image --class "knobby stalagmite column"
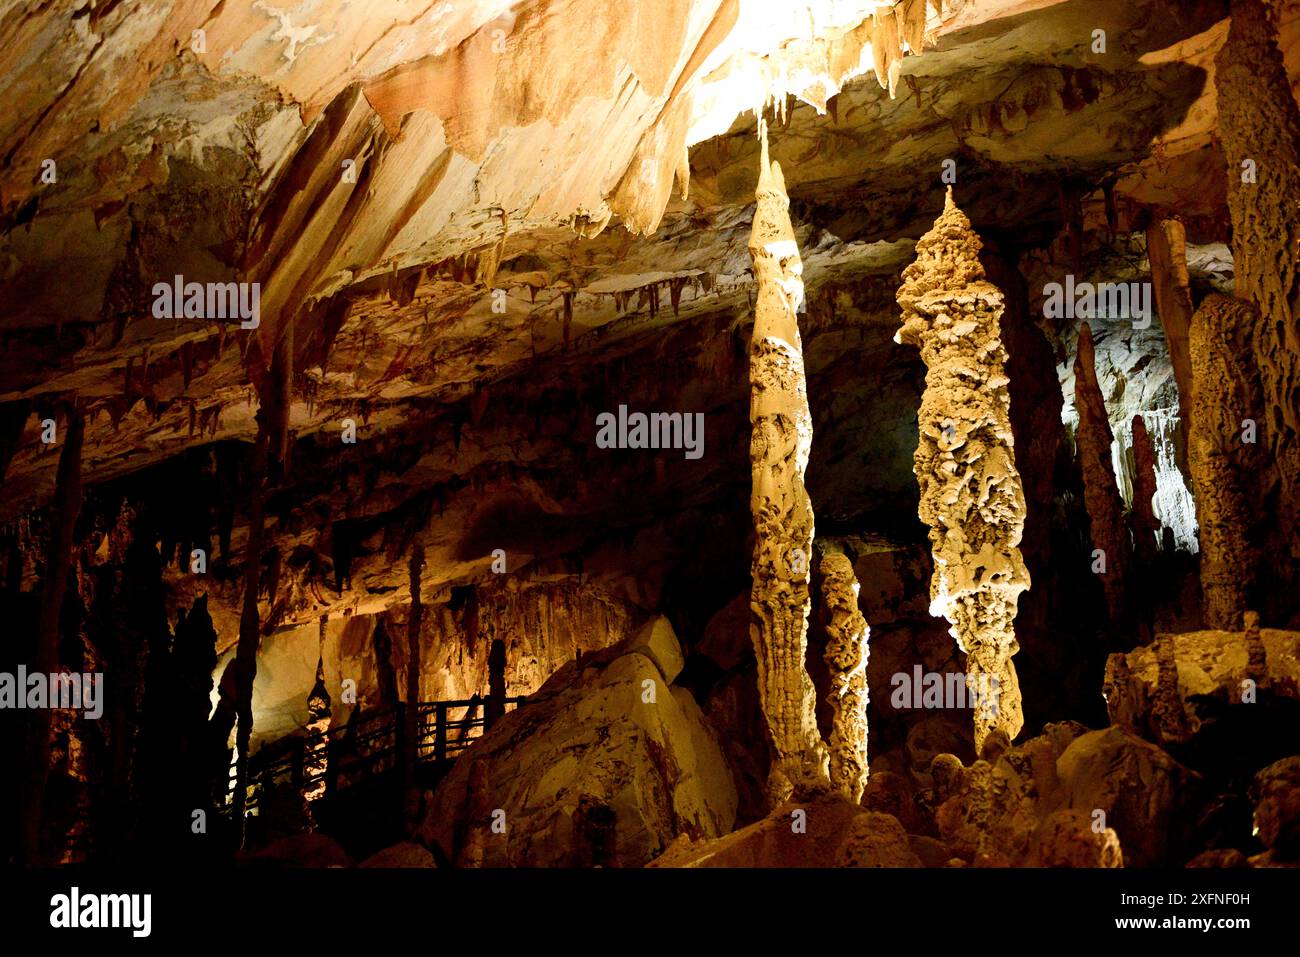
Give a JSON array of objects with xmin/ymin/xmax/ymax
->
[
  {"xmin": 1073, "ymin": 322, "xmax": 1130, "ymax": 632},
  {"xmin": 895, "ymin": 189, "xmax": 1029, "ymax": 751},
  {"xmin": 19, "ymin": 405, "xmax": 84, "ymax": 865},
  {"xmin": 1189, "ymin": 293, "xmax": 1264, "ymax": 630},
  {"xmin": 818, "ymin": 546, "xmax": 869, "ymax": 804},
  {"xmin": 747, "ymin": 123, "xmax": 828, "ymax": 802},
  {"xmin": 1216, "ymin": 0, "xmax": 1300, "ymax": 548}
]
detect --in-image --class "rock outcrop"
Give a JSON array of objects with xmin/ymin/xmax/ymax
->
[
  {"xmin": 418, "ymin": 617, "xmax": 737, "ymax": 867},
  {"xmin": 1103, "ymin": 626, "xmax": 1300, "ymax": 752},
  {"xmin": 746, "ymin": 126, "xmax": 828, "ymax": 801},
  {"xmin": 895, "ymin": 188, "xmax": 1030, "ymax": 751}
]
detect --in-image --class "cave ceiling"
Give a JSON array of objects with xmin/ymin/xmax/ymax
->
[{"xmin": 1, "ymin": 0, "xmax": 1296, "ymax": 642}]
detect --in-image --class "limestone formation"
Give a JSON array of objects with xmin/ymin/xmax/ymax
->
[
  {"xmin": 420, "ymin": 618, "xmax": 737, "ymax": 868},
  {"xmin": 746, "ymin": 125, "xmax": 829, "ymax": 800},
  {"xmin": 1188, "ymin": 293, "xmax": 1264, "ymax": 630},
  {"xmin": 1144, "ymin": 216, "xmax": 1194, "ymax": 465},
  {"xmin": 818, "ymin": 546, "xmax": 870, "ymax": 804},
  {"xmin": 1073, "ymin": 322, "xmax": 1129, "ymax": 631},
  {"xmin": 895, "ymin": 188, "xmax": 1030, "ymax": 751},
  {"xmin": 1103, "ymin": 625, "xmax": 1300, "ymax": 750},
  {"xmin": 1216, "ymin": 0, "xmax": 1300, "ymax": 549},
  {"xmin": 1129, "ymin": 414, "xmax": 1160, "ymax": 568},
  {"xmin": 303, "ymin": 654, "xmax": 331, "ymax": 807}
]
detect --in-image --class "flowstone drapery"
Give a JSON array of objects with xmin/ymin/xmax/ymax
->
[
  {"xmin": 747, "ymin": 125, "xmax": 829, "ymax": 802},
  {"xmin": 895, "ymin": 188, "xmax": 1029, "ymax": 751}
]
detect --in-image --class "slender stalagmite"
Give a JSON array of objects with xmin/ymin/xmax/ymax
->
[
  {"xmin": 1216, "ymin": 0, "xmax": 1300, "ymax": 551},
  {"xmin": 1190, "ymin": 293, "xmax": 1264, "ymax": 629},
  {"xmin": 231, "ymin": 322, "xmax": 291, "ymax": 841},
  {"xmin": 895, "ymin": 189, "xmax": 1030, "ymax": 750},
  {"xmin": 303, "ymin": 650, "xmax": 331, "ymax": 809},
  {"xmin": 747, "ymin": 122, "xmax": 828, "ymax": 801},
  {"xmin": 1130, "ymin": 414, "xmax": 1160, "ymax": 567},
  {"xmin": 403, "ymin": 542, "xmax": 425, "ymax": 833},
  {"xmin": 1074, "ymin": 322, "xmax": 1129, "ymax": 632},
  {"xmin": 818, "ymin": 545, "xmax": 870, "ymax": 804},
  {"xmin": 19, "ymin": 405, "xmax": 84, "ymax": 865},
  {"xmin": 1145, "ymin": 216, "xmax": 1194, "ymax": 469}
]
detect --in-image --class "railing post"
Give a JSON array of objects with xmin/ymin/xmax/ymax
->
[{"xmin": 434, "ymin": 702, "xmax": 447, "ymax": 763}]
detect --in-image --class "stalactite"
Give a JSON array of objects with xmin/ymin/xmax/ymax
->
[
  {"xmin": 746, "ymin": 123, "xmax": 828, "ymax": 802},
  {"xmin": 1073, "ymin": 322, "xmax": 1130, "ymax": 632},
  {"xmin": 1189, "ymin": 293, "xmax": 1263, "ymax": 630},
  {"xmin": 895, "ymin": 188, "xmax": 1029, "ymax": 750},
  {"xmin": 1216, "ymin": 0, "xmax": 1300, "ymax": 552},
  {"xmin": 818, "ymin": 545, "xmax": 869, "ymax": 804},
  {"xmin": 19, "ymin": 404, "xmax": 83, "ymax": 865}
]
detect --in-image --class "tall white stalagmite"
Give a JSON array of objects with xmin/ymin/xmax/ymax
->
[
  {"xmin": 747, "ymin": 122, "xmax": 829, "ymax": 802},
  {"xmin": 895, "ymin": 188, "xmax": 1030, "ymax": 751}
]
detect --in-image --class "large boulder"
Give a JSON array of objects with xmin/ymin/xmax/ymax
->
[
  {"xmin": 647, "ymin": 797, "xmax": 920, "ymax": 868},
  {"xmin": 418, "ymin": 617, "xmax": 737, "ymax": 867},
  {"xmin": 1252, "ymin": 756, "xmax": 1300, "ymax": 858}
]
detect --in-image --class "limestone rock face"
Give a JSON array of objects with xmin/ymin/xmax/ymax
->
[
  {"xmin": 746, "ymin": 130, "xmax": 828, "ymax": 801},
  {"xmin": 648, "ymin": 797, "xmax": 919, "ymax": 868},
  {"xmin": 419, "ymin": 616, "xmax": 737, "ymax": 867},
  {"xmin": 895, "ymin": 188, "xmax": 1030, "ymax": 751},
  {"xmin": 1103, "ymin": 627, "xmax": 1300, "ymax": 751}
]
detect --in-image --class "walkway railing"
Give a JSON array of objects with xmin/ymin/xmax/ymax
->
[{"xmin": 219, "ymin": 696, "xmax": 525, "ymax": 815}]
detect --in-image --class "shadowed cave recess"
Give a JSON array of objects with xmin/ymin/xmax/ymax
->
[{"xmin": 2, "ymin": 0, "xmax": 1299, "ymax": 875}]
